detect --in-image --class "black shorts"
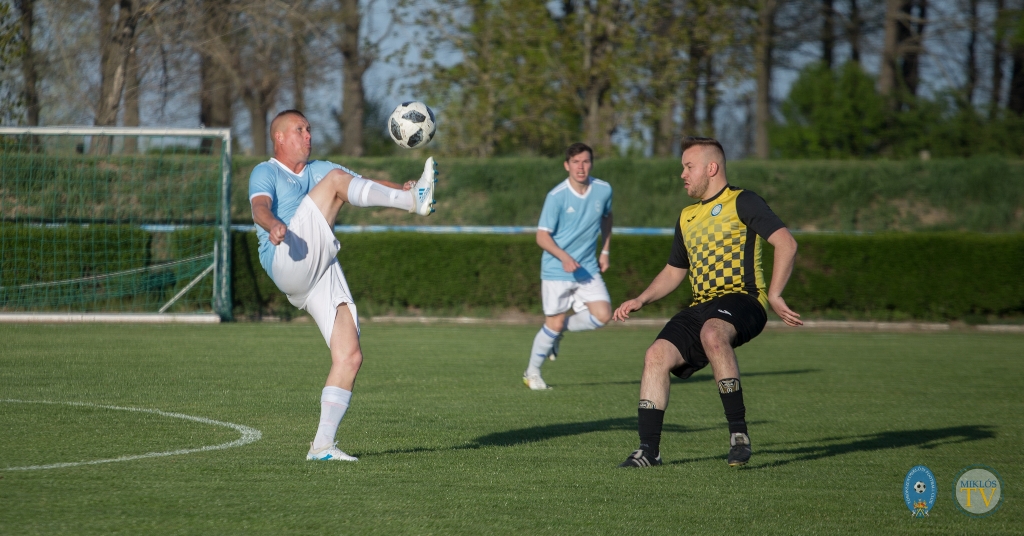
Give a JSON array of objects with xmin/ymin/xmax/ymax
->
[{"xmin": 655, "ymin": 293, "xmax": 767, "ymax": 380}]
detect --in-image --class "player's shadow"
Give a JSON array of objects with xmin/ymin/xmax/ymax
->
[
  {"xmin": 467, "ymin": 417, "xmax": 712, "ymax": 449},
  {"xmin": 566, "ymin": 368, "xmax": 820, "ymax": 388},
  {"xmin": 666, "ymin": 424, "xmax": 997, "ymax": 468},
  {"xmin": 366, "ymin": 418, "xmax": 713, "ymax": 457}
]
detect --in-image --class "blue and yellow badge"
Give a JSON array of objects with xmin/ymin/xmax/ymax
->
[
  {"xmin": 710, "ymin": 203, "xmax": 723, "ymax": 216},
  {"xmin": 904, "ymin": 466, "xmax": 937, "ymax": 517}
]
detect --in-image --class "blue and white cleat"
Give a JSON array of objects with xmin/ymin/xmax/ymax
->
[
  {"xmin": 306, "ymin": 442, "xmax": 358, "ymax": 462},
  {"xmin": 410, "ymin": 156, "xmax": 438, "ymax": 216}
]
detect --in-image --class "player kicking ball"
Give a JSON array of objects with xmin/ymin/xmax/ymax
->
[
  {"xmin": 523, "ymin": 143, "xmax": 613, "ymax": 390},
  {"xmin": 249, "ymin": 110, "xmax": 437, "ymax": 461},
  {"xmin": 613, "ymin": 137, "xmax": 802, "ymax": 468}
]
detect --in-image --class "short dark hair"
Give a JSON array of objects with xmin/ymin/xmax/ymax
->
[
  {"xmin": 273, "ymin": 109, "xmax": 306, "ymax": 123},
  {"xmin": 565, "ymin": 142, "xmax": 593, "ymax": 162},
  {"xmin": 680, "ymin": 136, "xmax": 726, "ymax": 162}
]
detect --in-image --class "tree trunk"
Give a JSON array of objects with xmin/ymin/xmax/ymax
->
[
  {"xmin": 964, "ymin": 0, "xmax": 977, "ymax": 105},
  {"xmin": 1009, "ymin": 43, "xmax": 1024, "ymax": 115},
  {"xmin": 291, "ymin": 19, "xmax": 307, "ymax": 111},
  {"xmin": 754, "ymin": 0, "xmax": 777, "ymax": 158},
  {"xmin": 702, "ymin": 56, "xmax": 718, "ymax": 138},
  {"xmin": 990, "ymin": 0, "xmax": 1005, "ymax": 118},
  {"xmin": 94, "ymin": 0, "xmax": 137, "ymax": 127},
  {"xmin": 878, "ymin": 0, "xmax": 902, "ymax": 100},
  {"xmin": 822, "ymin": 0, "xmax": 835, "ymax": 68},
  {"xmin": 338, "ymin": 0, "xmax": 365, "ymax": 157},
  {"xmin": 123, "ymin": 39, "xmax": 140, "ymax": 153},
  {"xmin": 682, "ymin": 37, "xmax": 703, "ymax": 136},
  {"xmin": 16, "ymin": 0, "xmax": 39, "ymax": 127},
  {"xmin": 579, "ymin": 1, "xmax": 619, "ymax": 155},
  {"xmin": 93, "ymin": 0, "xmax": 138, "ymax": 155},
  {"xmin": 652, "ymin": 95, "xmax": 677, "ymax": 157},
  {"xmin": 898, "ymin": 0, "xmax": 926, "ymax": 98},
  {"xmin": 847, "ymin": 0, "xmax": 861, "ymax": 63},
  {"xmin": 199, "ymin": 0, "xmax": 232, "ymax": 154},
  {"xmin": 244, "ymin": 89, "xmax": 274, "ymax": 155}
]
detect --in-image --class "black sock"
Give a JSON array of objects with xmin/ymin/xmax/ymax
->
[
  {"xmin": 718, "ymin": 378, "xmax": 747, "ymax": 436},
  {"xmin": 637, "ymin": 408, "xmax": 665, "ymax": 456}
]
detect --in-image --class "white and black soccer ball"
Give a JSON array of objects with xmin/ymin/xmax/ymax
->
[
  {"xmin": 914, "ymin": 481, "xmax": 927, "ymax": 494},
  {"xmin": 388, "ymin": 101, "xmax": 436, "ymax": 149}
]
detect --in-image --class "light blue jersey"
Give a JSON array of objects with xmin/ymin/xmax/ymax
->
[
  {"xmin": 248, "ymin": 159, "xmax": 358, "ymax": 278},
  {"xmin": 537, "ymin": 178, "xmax": 612, "ymax": 282}
]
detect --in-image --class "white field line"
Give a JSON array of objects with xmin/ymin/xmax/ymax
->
[{"xmin": 1, "ymin": 400, "xmax": 261, "ymax": 471}]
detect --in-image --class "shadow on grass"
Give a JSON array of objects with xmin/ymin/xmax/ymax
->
[
  {"xmin": 566, "ymin": 368, "xmax": 820, "ymax": 388},
  {"xmin": 365, "ymin": 417, "xmax": 714, "ymax": 457},
  {"xmin": 665, "ymin": 425, "xmax": 997, "ymax": 468}
]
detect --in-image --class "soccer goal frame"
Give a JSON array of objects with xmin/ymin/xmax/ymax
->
[{"xmin": 0, "ymin": 126, "xmax": 233, "ymax": 323}]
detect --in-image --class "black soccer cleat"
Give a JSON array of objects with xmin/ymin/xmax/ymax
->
[
  {"xmin": 618, "ymin": 449, "xmax": 662, "ymax": 468},
  {"xmin": 727, "ymin": 432, "xmax": 752, "ymax": 467}
]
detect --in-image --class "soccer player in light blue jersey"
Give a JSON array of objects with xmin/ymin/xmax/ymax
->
[
  {"xmin": 523, "ymin": 143, "xmax": 613, "ymax": 390},
  {"xmin": 249, "ymin": 110, "xmax": 437, "ymax": 461}
]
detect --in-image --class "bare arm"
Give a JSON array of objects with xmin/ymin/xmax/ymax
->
[
  {"xmin": 536, "ymin": 229, "xmax": 580, "ymax": 273},
  {"xmin": 251, "ymin": 195, "xmax": 287, "ymax": 245},
  {"xmin": 598, "ymin": 212, "xmax": 612, "ymax": 273},
  {"xmin": 612, "ymin": 264, "xmax": 689, "ymax": 322},
  {"xmin": 765, "ymin": 228, "xmax": 802, "ymax": 327}
]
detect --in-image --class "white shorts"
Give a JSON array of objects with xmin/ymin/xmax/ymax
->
[
  {"xmin": 270, "ymin": 196, "xmax": 358, "ymax": 346},
  {"xmin": 541, "ymin": 274, "xmax": 611, "ymax": 317}
]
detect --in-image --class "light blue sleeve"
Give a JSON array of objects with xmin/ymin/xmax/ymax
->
[
  {"xmin": 248, "ymin": 164, "xmax": 275, "ymax": 200},
  {"xmin": 604, "ymin": 187, "xmax": 613, "ymax": 217},
  {"xmin": 537, "ymin": 191, "xmax": 560, "ymax": 232}
]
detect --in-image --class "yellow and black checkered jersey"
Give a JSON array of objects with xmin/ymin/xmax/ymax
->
[{"xmin": 667, "ymin": 185, "xmax": 786, "ymax": 309}]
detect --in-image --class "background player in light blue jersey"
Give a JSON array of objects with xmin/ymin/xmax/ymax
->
[
  {"xmin": 523, "ymin": 143, "xmax": 613, "ymax": 390},
  {"xmin": 249, "ymin": 110, "xmax": 437, "ymax": 462}
]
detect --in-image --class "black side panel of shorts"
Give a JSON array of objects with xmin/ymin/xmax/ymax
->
[
  {"xmin": 700, "ymin": 293, "xmax": 767, "ymax": 347},
  {"xmin": 656, "ymin": 293, "xmax": 767, "ymax": 379}
]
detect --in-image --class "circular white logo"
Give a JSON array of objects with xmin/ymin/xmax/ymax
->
[
  {"xmin": 953, "ymin": 466, "xmax": 1004, "ymax": 517},
  {"xmin": 711, "ymin": 204, "xmax": 722, "ymax": 216}
]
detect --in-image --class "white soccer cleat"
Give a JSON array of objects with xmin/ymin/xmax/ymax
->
[
  {"xmin": 410, "ymin": 156, "xmax": 438, "ymax": 216},
  {"xmin": 306, "ymin": 442, "xmax": 358, "ymax": 462},
  {"xmin": 523, "ymin": 371, "xmax": 551, "ymax": 390}
]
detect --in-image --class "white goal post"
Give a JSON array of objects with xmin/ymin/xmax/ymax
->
[{"xmin": 0, "ymin": 126, "xmax": 233, "ymax": 323}]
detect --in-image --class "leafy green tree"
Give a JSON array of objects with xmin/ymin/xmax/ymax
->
[{"xmin": 772, "ymin": 61, "xmax": 885, "ymax": 158}]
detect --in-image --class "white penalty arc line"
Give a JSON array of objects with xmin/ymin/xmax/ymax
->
[{"xmin": 1, "ymin": 399, "xmax": 262, "ymax": 471}]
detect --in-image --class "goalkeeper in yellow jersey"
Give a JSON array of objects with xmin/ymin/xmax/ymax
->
[{"xmin": 613, "ymin": 137, "xmax": 802, "ymax": 468}]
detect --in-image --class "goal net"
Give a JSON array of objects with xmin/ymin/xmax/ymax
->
[{"xmin": 0, "ymin": 127, "xmax": 232, "ymax": 322}]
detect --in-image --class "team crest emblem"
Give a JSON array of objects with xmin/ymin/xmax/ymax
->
[
  {"xmin": 711, "ymin": 204, "xmax": 722, "ymax": 216},
  {"xmin": 904, "ymin": 466, "xmax": 937, "ymax": 517}
]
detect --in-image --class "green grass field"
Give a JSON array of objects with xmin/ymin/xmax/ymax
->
[{"xmin": 1, "ymin": 323, "xmax": 1020, "ymax": 534}]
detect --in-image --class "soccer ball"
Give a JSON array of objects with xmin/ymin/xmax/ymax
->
[
  {"xmin": 914, "ymin": 481, "xmax": 927, "ymax": 494},
  {"xmin": 388, "ymin": 101, "xmax": 436, "ymax": 149}
]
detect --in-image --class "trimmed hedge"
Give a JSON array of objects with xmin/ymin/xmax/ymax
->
[
  {"xmin": 228, "ymin": 231, "xmax": 1024, "ymax": 321},
  {"xmin": 229, "ymin": 156, "xmax": 1024, "ymax": 232}
]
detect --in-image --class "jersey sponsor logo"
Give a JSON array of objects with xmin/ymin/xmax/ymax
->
[
  {"xmin": 566, "ymin": 206, "xmax": 576, "ymax": 213},
  {"xmin": 953, "ymin": 465, "xmax": 1004, "ymax": 517},
  {"xmin": 904, "ymin": 466, "xmax": 937, "ymax": 517},
  {"xmin": 718, "ymin": 309, "xmax": 732, "ymax": 316},
  {"xmin": 711, "ymin": 203, "xmax": 723, "ymax": 216}
]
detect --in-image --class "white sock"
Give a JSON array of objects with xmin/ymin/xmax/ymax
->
[
  {"xmin": 567, "ymin": 312, "xmax": 605, "ymax": 332},
  {"xmin": 312, "ymin": 386, "xmax": 351, "ymax": 450},
  {"xmin": 527, "ymin": 325, "xmax": 561, "ymax": 374},
  {"xmin": 346, "ymin": 176, "xmax": 413, "ymax": 211}
]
